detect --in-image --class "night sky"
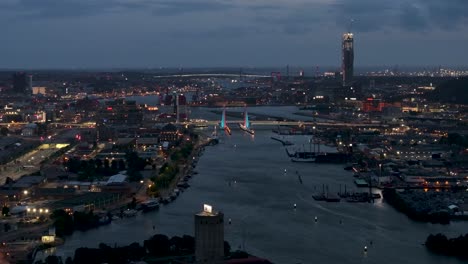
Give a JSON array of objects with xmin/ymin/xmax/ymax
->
[{"xmin": 1, "ymin": 0, "xmax": 467, "ymax": 69}]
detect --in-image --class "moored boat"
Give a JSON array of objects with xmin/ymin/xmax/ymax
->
[
  {"xmin": 123, "ymin": 209, "xmax": 138, "ymax": 217},
  {"xmin": 141, "ymin": 198, "xmax": 160, "ymax": 212}
]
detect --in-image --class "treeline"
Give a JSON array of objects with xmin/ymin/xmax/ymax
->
[
  {"xmin": 61, "ymin": 234, "xmax": 231, "ymax": 264},
  {"xmin": 382, "ymin": 189, "xmax": 450, "ymax": 224},
  {"xmin": 439, "ymin": 133, "xmax": 468, "ymax": 148},
  {"xmin": 65, "ymin": 151, "xmax": 147, "ymax": 182},
  {"xmin": 51, "ymin": 209, "xmax": 104, "ymax": 237},
  {"xmin": 170, "ymin": 142, "xmax": 194, "ymax": 162},
  {"xmin": 150, "ymin": 162, "xmax": 179, "ymax": 190},
  {"xmin": 425, "ymin": 233, "xmax": 468, "ymax": 259},
  {"xmin": 427, "ymin": 77, "xmax": 468, "ymax": 104}
]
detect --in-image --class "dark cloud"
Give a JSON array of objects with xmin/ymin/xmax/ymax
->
[
  {"xmin": 334, "ymin": 0, "xmax": 468, "ymax": 32},
  {"xmin": 252, "ymin": 3, "xmax": 332, "ymax": 35},
  {"xmin": 151, "ymin": 0, "xmax": 233, "ymax": 16},
  {"xmin": 0, "ymin": 0, "xmax": 233, "ymax": 19}
]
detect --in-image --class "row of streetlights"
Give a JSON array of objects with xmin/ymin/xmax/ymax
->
[{"xmin": 26, "ymin": 208, "xmax": 49, "ymax": 214}]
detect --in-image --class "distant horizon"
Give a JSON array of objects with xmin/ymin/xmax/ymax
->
[{"xmin": 1, "ymin": 65, "xmax": 468, "ymax": 73}]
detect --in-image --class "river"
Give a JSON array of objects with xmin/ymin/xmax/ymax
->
[{"xmin": 54, "ymin": 128, "xmax": 468, "ymax": 264}]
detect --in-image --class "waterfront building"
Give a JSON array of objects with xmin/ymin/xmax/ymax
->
[
  {"xmin": 342, "ymin": 32, "xmax": 354, "ymax": 86},
  {"xmin": 195, "ymin": 204, "xmax": 224, "ymax": 264}
]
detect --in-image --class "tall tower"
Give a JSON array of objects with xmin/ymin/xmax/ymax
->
[
  {"xmin": 28, "ymin": 75, "xmax": 33, "ymax": 94},
  {"xmin": 195, "ymin": 204, "xmax": 224, "ymax": 264},
  {"xmin": 342, "ymin": 32, "xmax": 354, "ymax": 86}
]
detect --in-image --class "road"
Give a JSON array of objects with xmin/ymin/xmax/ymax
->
[{"xmin": 0, "ymin": 148, "xmax": 59, "ymax": 184}]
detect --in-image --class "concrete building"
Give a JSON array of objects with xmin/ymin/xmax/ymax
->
[
  {"xmin": 195, "ymin": 204, "xmax": 224, "ymax": 264},
  {"xmin": 12, "ymin": 72, "xmax": 28, "ymax": 94},
  {"xmin": 342, "ymin": 32, "xmax": 354, "ymax": 86}
]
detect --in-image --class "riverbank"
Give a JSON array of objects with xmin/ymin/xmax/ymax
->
[{"xmin": 150, "ymin": 133, "xmax": 211, "ymax": 204}]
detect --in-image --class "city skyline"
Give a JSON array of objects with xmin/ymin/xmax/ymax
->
[{"xmin": 1, "ymin": 0, "xmax": 468, "ymax": 69}]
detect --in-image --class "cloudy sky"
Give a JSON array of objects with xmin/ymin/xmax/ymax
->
[{"xmin": 0, "ymin": 0, "xmax": 467, "ymax": 69}]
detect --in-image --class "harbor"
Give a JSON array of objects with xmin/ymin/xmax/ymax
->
[{"xmin": 53, "ymin": 130, "xmax": 468, "ymax": 264}]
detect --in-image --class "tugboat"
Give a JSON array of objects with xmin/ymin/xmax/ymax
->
[{"xmin": 141, "ymin": 198, "xmax": 160, "ymax": 213}]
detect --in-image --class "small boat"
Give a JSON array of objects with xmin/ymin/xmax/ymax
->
[
  {"xmin": 325, "ymin": 193, "xmax": 341, "ymax": 202},
  {"xmin": 161, "ymin": 197, "xmax": 170, "ymax": 204},
  {"xmin": 123, "ymin": 209, "xmax": 138, "ymax": 217},
  {"xmin": 177, "ymin": 181, "xmax": 190, "ymax": 188},
  {"xmin": 99, "ymin": 216, "xmax": 111, "ymax": 225},
  {"xmin": 312, "ymin": 193, "xmax": 326, "ymax": 201},
  {"xmin": 141, "ymin": 198, "xmax": 160, "ymax": 213}
]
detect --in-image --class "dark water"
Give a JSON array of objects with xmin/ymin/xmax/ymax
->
[
  {"xmin": 55, "ymin": 131, "xmax": 468, "ymax": 264},
  {"xmin": 121, "ymin": 95, "xmax": 322, "ymax": 122}
]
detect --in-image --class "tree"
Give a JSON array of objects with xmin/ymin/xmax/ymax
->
[
  {"xmin": 103, "ymin": 159, "xmax": 110, "ymax": 170},
  {"xmin": 224, "ymin": 241, "xmax": 231, "ymax": 256},
  {"xmin": 126, "ymin": 152, "xmax": 147, "ymax": 171},
  {"xmin": 0, "ymin": 127, "xmax": 8, "ymax": 136},
  {"xmin": 111, "ymin": 160, "xmax": 118, "ymax": 171},
  {"xmin": 128, "ymin": 197, "xmax": 137, "ymax": 210},
  {"xmin": 144, "ymin": 234, "xmax": 170, "ymax": 257},
  {"xmin": 66, "ymin": 158, "xmax": 81, "ymax": 173},
  {"xmin": 4, "ymin": 177, "xmax": 14, "ymax": 186},
  {"xmin": 127, "ymin": 169, "xmax": 142, "ymax": 182},
  {"xmin": 44, "ymin": 255, "xmax": 61, "ymax": 264},
  {"xmin": 2, "ymin": 205, "xmax": 9, "ymax": 216},
  {"xmin": 95, "ymin": 159, "xmax": 103, "ymax": 169},
  {"xmin": 118, "ymin": 159, "xmax": 126, "ymax": 171}
]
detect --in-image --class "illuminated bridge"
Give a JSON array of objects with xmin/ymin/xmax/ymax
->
[{"xmin": 187, "ymin": 120, "xmax": 389, "ymax": 128}]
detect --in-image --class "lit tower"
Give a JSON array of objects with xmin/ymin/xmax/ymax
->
[
  {"xmin": 173, "ymin": 91, "xmax": 179, "ymax": 123},
  {"xmin": 195, "ymin": 204, "xmax": 224, "ymax": 264},
  {"xmin": 342, "ymin": 32, "xmax": 354, "ymax": 86}
]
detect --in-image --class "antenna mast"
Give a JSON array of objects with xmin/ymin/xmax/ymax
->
[{"xmin": 348, "ymin": 19, "xmax": 354, "ymax": 33}]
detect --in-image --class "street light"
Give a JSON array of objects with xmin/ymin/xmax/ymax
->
[{"xmin": 23, "ymin": 190, "xmax": 28, "ymax": 195}]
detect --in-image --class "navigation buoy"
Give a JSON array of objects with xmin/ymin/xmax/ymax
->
[
  {"xmin": 284, "ymin": 169, "xmax": 287, "ymax": 172},
  {"xmin": 364, "ymin": 246, "xmax": 368, "ymax": 252},
  {"xmin": 293, "ymin": 203, "xmax": 297, "ymax": 209},
  {"xmin": 229, "ymin": 218, "xmax": 232, "ymax": 225},
  {"xmin": 314, "ymin": 216, "xmax": 318, "ymax": 222}
]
